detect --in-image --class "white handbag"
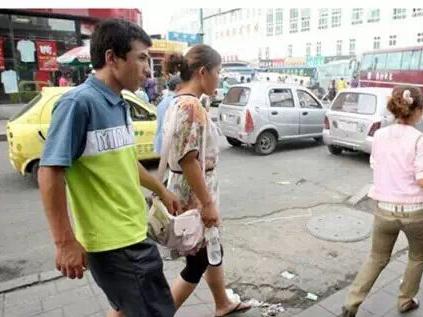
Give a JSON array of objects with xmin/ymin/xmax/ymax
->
[{"xmin": 147, "ymin": 98, "xmax": 206, "ymax": 255}]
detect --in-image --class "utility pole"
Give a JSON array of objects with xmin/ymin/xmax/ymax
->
[{"xmin": 199, "ymin": 8, "xmax": 204, "ymax": 44}]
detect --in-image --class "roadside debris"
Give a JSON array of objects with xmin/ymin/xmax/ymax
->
[
  {"xmin": 306, "ymin": 292, "xmax": 319, "ymax": 301},
  {"xmin": 281, "ymin": 271, "xmax": 296, "ymax": 280}
]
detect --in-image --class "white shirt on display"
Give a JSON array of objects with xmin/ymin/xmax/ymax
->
[
  {"xmin": 1, "ymin": 70, "xmax": 19, "ymax": 94},
  {"xmin": 17, "ymin": 40, "xmax": 36, "ymax": 63}
]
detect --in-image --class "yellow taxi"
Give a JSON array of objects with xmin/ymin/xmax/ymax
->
[{"xmin": 6, "ymin": 87, "xmax": 159, "ymax": 182}]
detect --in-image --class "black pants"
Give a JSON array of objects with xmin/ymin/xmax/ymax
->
[
  {"xmin": 88, "ymin": 238, "xmax": 176, "ymax": 317},
  {"xmin": 180, "ymin": 246, "xmax": 223, "ymax": 284}
]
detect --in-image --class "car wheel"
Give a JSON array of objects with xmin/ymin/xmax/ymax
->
[
  {"xmin": 226, "ymin": 137, "xmax": 242, "ymax": 147},
  {"xmin": 255, "ymin": 131, "xmax": 277, "ymax": 155},
  {"xmin": 328, "ymin": 145, "xmax": 343, "ymax": 155},
  {"xmin": 314, "ymin": 137, "xmax": 323, "ymax": 144},
  {"xmin": 31, "ymin": 160, "xmax": 40, "ymax": 187}
]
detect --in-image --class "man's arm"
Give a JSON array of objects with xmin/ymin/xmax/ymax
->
[
  {"xmin": 137, "ymin": 162, "xmax": 181, "ymax": 214},
  {"xmin": 38, "ymin": 166, "xmax": 87, "ymax": 279}
]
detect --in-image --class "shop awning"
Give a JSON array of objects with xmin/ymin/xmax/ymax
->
[{"xmin": 57, "ymin": 45, "xmax": 90, "ymax": 65}]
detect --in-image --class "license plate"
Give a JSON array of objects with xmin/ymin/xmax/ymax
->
[
  {"xmin": 338, "ymin": 121, "xmax": 357, "ymax": 132},
  {"xmin": 225, "ymin": 114, "xmax": 236, "ymax": 123}
]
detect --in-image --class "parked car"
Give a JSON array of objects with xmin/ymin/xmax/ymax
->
[
  {"xmin": 323, "ymin": 87, "xmax": 394, "ymax": 155},
  {"xmin": 211, "ymin": 77, "xmax": 239, "ymax": 107},
  {"xmin": 218, "ymin": 82, "xmax": 326, "ymax": 155},
  {"xmin": 6, "ymin": 87, "xmax": 159, "ymax": 183}
]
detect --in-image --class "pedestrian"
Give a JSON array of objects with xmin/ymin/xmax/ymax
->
[
  {"xmin": 328, "ymin": 79, "xmax": 337, "ymax": 101},
  {"xmin": 162, "ymin": 44, "xmax": 251, "ymax": 316},
  {"xmin": 58, "ymin": 72, "xmax": 69, "ymax": 86},
  {"xmin": 135, "ymin": 85, "xmax": 150, "ymax": 103},
  {"xmin": 246, "ymin": 77, "xmax": 251, "ymax": 83},
  {"xmin": 336, "ymin": 77, "xmax": 348, "ymax": 92},
  {"xmin": 38, "ymin": 19, "xmax": 180, "ymax": 317},
  {"xmin": 351, "ymin": 75, "xmax": 359, "ymax": 88},
  {"xmin": 299, "ymin": 79, "xmax": 304, "ymax": 86},
  {"xmin": 154, "ymin": 74, "xmax": 182, "ymax": 154},
  {"xmin": 342, "ymin": 86, "xmax": 423, "ymax": 317},
  {"xmin": 145, "ymin": 74, "xmax": 157, "ymax": 103},
  {"xmin": 240, "ymin": 76, "xmax": 245, "ymax": 83},
  {"xmin": 222, "ymin": 76, "xmax": 230, "ymax": 96}
]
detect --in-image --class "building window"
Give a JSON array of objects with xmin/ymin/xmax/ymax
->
[
  {"xmin": 418, "ymin": 32, "xmax": 423, "ymax": 43},
  {"xmin": 373, "ymin": 36, "xmax": 381, "ymax": 49},
  {"xmin": 275, "ymin": 9, "xmax": 283, "ymax": 35},
  {"xmin": 258, "ymin": 48, "xmax": 262, "ymax": 60},
  {"xmin": 332, "ymin": 9, "xmax": 342, "ymax": 27},
  {"xmin": 412, "ymin": 8, "xmax": 423, "ymax": 17},
  {"xmin": 306, "ymin": 43, "xmax": 311, "ymax": 57},
  {"xmin": 352, "ymin": 8, "xmax": 363, "ymax": 25},
  {"xmin": 289, "ymin": 9, "xmax": 299, "ymax": 33},
  {"xmin": 389, "ymin": 35, "xmax": 397, "ymax": 46},
  {"xmin": 301, "ymin": 9, "xmax": 311, "ymax": 32},
  {"xmin": 265, "ymin": 47, "xmax": 270, "ymax": 59},
  {"xmin": 336, "ymin": 40, "xmax": 343, "ymax": 56},
  {"xmin": 288, "ymin": 45, "xmax": 293, "ymax": 57},
  {"xmin": 367, "ymin": 9, "xmax": 380, "ymax": 22},
  {"xmin": 349, "ymin": 39, "xmax": 356, "ymax": 56},
  {"xmin": 318, "ymin": 9, "xmax": 329, "ymax": 30},
  {"xmin": 316, "ymin": 42, "xmax": 322, "ymax": 56},
  {"xmin": 393, "ymin": 8, "xmax": 407, "ymax": 20},
  {"xmin": 266, "ymin": 9, "xmax": 274, "ymax": 36}
]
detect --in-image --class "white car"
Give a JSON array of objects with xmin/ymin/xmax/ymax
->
[
  {"xmin": 218, "ymin": 82, "xmax": 326, "ymax": 155},
  {"xmin": 323, "ymin": 87, "xmax": 394, "ymax": 155}
]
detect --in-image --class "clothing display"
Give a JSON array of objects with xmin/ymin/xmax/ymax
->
[
  {"xmin": 17, "ymin": 39, "xmax": 36, "ymax": 63},
  {"xmin": 1, "ymin": 70, "xmax": 18, "ymax": 94}
]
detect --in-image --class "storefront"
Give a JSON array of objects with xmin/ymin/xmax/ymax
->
[{"xmin": 0, "ymin": 9, "xmax": 142, "ymax": 104}]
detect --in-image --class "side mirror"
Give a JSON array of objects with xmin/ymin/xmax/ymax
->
[{"xmin": 300, "ymin": 101, "xmax": 306, "ymax": 107}]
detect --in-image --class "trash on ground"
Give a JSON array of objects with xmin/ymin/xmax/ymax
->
[
  {"xmin": 261, "ymin": 303, "xmax": 286, "ymax": 316},
  {"xmin": 275, "ymin": 181, "xmax": 291, "ymax": 185},
  {"xmin": 281, "ymin": 271, "xmax": 296, "ymax": 280},
  {"xmin": 225, "ymin": 288, "xmax": 241, "ymax": 303},
  {"xmin": 306, "ymin": 292, "xmax": 319, "ymax": 301}
]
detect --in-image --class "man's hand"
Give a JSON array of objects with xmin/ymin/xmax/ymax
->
[
  {"xmin": 55, "ymin": 239, "xmax": 87, "ymax": 279},
  {"xmin": 158, "ymin": 190, "xmax": 182, "ymax": 215},
  {"xmin": 202, "ymin": 201, "xmax": 220, "ymax": 228}
]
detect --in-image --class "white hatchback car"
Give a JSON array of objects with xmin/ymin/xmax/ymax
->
[
  {"xmin": 218, "ymin": 82, "xmax": 326, "ymax": 155},
  {"xmin": 323, "ymin": 87, "xmax": 394, "ymax": 155}
]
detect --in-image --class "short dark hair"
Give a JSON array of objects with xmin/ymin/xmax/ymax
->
[{"xmin": 90, "ymin": 19, "xmax": 152, "ymax": 70}]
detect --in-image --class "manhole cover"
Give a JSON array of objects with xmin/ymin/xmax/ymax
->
[{"xmin": 306, "ymin": 212, "xmax": 371, "ymax": 242}]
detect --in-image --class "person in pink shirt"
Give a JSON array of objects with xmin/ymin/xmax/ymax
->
[
  {"xmin": 343, "ymin": 86, "xmax": 423, "ymax": 317},
  {"xmin": 58, "ymin": 73, "xmax": 69, "ymax": 87}
]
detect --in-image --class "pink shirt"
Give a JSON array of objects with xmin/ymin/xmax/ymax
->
[{"xmin": 369, "ymin": 124, "xmax": 423, "ymax": 203}]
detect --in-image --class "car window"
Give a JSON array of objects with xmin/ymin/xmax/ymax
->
[
  {"xmin": 223, "ymin": 87, "xmax": 250, "ymax": 106},
  {"xmin": 126, "ymin": 99, "xmax": 155, "ymax": 121},
  {"xmin": 297, "ymin": 90, "xmax": 322, "ymax": 109},
  {"xmin": 331, "ymin": 92, "xmax": 377, "ymax": 115},
  {"xmin": 269, "ymin": 88, "xmax": 294, "ymax": 107},
  {"xmin": 10, "ymin": 93, "xmax": 42, "ymax": 121}
]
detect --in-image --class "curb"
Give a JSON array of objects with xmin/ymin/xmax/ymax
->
[
  {"xmin": 346, "ymin": 183, "xmax": 372, "ymax": 206},
  {"xmin": 0, "ymin": 270, "xmax": 64, "ymax": 294}
]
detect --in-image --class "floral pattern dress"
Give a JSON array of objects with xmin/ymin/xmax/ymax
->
[{"xmin": 163, "ymin": 95, "xmax": 220, "ymax": 212}]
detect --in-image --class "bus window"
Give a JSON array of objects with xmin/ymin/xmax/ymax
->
[
  {"xmin": 411, "ymin": 50, "xmax": 422, "ymax": 70},
  {"xmin": 401, "ymin": 51, "xmax": 412, "ymax": 70},
  {"xmin": 419, "ymin": 50, "xmax": 423, "ymax": 70},
  {"xmin": 386, "ymin": 52, "xmax": 402, "ymax": 70},
  {"xmin": 374, "ymin": 53, "xmax": 387, "ymax": 70},
  {"xmin": 361, "ymin": 54, "xmax": 373, "ymax": 71}
]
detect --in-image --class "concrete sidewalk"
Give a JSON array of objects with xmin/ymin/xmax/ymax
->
[
  {"xmin": 0, "ymin": 258, "xmax": 261, "ymax": 317},
  {"xmin": 296, "ymin": 252, "xmax": 423, "ymax": 317},
  {"xmin": 1, "ymin": 252, "xmax": 422, "ymax": 317}
]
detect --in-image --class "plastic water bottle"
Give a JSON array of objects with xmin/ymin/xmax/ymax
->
[{"xmin": 205, "ymin": 227, "xmax": 222, "ymax": 265}]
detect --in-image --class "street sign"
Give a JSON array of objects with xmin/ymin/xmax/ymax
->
[{"xmin": 168, "ymin": 32, "xmax": 202, "ymax": 45}]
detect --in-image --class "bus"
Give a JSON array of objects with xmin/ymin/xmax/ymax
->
[
  {"xmin": 314, "ymin": 58, "xmax": 358, "ymax": 94},
  {"xmin": 359, "ymin": 46, "xmax": 423, "ymax": 91}
]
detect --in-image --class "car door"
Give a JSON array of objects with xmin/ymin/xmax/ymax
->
[
  {"xmin": 267, "ymin": 88, "xmax": 300, "ymax": 138},
  {"xmin": 296, "ymin": 89, "xmax": 325, "ymax": 135},
  {"xmin": 124, "ymin": 97, "xmax": 157, "ymax": 160},
  {"xmin": 39, "ymin": 93, "xmax": 64, "ymax": 141}
]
